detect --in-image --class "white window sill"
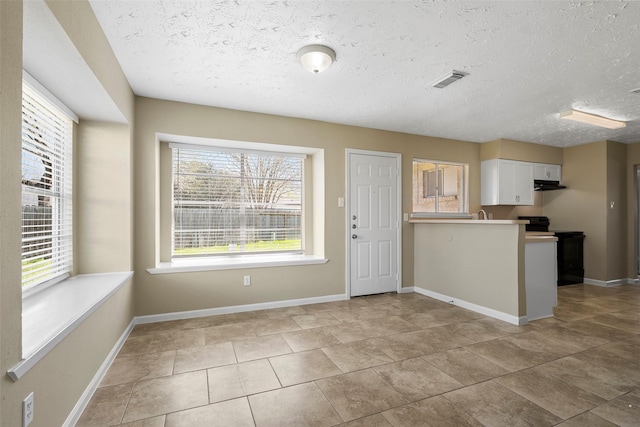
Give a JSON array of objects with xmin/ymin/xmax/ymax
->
[
  {"xmin": 147, "ymin": 254, "xmax": 329, "ymax": 275},
  {"xmin": 7, "ymin": 271, "xmax": 133, "ymax": 381}
]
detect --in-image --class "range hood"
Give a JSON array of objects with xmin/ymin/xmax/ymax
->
[{"xmin": 534, "ymin": 179, "xmax": 567, "ymax": 191}]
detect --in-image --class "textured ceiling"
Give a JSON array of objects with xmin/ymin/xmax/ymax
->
[{"xmin": 88, "ymin": 0, "xmax": 640, "ymax": 147}]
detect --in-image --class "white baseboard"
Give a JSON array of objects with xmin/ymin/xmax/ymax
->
[
  {"xmin": 583, "ymin": 277, "xmax": 639, "ymax": 287},
  {"xmin": 135, "ymin": 293, "xmax": 349, "ymax": 325},
  {"xmin": 413, "ymin": 286, "xmax": 527, "ymax": 325},
  {"xmin": 63, "ymin": 318, "xmax": 135, "ymax": 427},
  {"xmin": 399, "ymin": 286, "xmax": 415, "ymax": 294}
]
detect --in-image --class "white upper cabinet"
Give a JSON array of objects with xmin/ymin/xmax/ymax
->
[
  {"xmin": 533, "ymin": 163, "xmax": 561, "ymax": 181},
  {"xmin": 481, "ymin": 159, "xmax": 534, "ymax": 205}
]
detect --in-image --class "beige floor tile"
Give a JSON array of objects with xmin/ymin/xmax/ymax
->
[
  {"xmin": 451, "ymin": 317, "xmax": 533, "ymax": 343},
  {"xmin": 409, "ymin": 325, "xmax": 474, "ymax": 351},
  {"xmin": 76, "ymin": 383, "xmax": 134, "ymax": 427},
  {"xmin": 252, "ymin": 317, "xmax": 301, "ymax": 336},
  {"xmin": 597, "ymin": 337, "xmax": 640, "ymax": 361},
  {"xmin": 208, "ymin": 359, "xmax": 281, "ymax": 403},
  {"xmin": 281, "ymin": 327, "xmax": 341, "ymax": 352},
  {"xmin": 559, "ymin": 318, "xmax": 637, "ymax": 342},
  {"xmin": 249, "ymin": 382, "xmax": 342, "ymax": 427},
  {"xmin": 317, "ymin": 369, "xmax": 408, "ymax": 422},
  {"xmin": 359, "ymin": 316, "xmax": 420, "ymax": 335},
  {"xmin": 401, "ymin": 307, "xmax": 484, "ymax": 329},
  {"xmin": 574, "ymin": 348, "xmax": 640, "ymax": 384},
  {"xmin": 291, "ymin": 312, "xmax": 342, "ymax": 329},
  {"xmin": 165, "ymin": 397, "xmax": 254, "ymax": 427},
  {"xmin": 173, "ymin": 342, "xmax": 236, "ymax": 374},
  {"xmin": 443, "ymin": 381, "xmax": 562, "ymax": 426},
  {"xmin": 329, "ymin": 308, "xmax": 387, "ymax": 322},
  {"xmin": 130, "ymin": 320, "xmax": 189, "ymax": 337},
  {"xmin": 494, "ymin": 366, "xmax": 606, "ymax": 419},
  {"xmin": 465, "ymin": 333, "xmax": 565, "ymax": 372},
  {"xmin": 119, "ymin": 329, "xmax": 205, "ymax": 356},
  {"xmin": 374, "ymin": 357, "xmax": 463, "ymax": 401},
  {"xmin": 553, "ymin": 302, "xmax": 603, "ymax": 322},
  {"xmin": 328, "ymin": 320, "xmax": 383, "ymax": 343},
  {"xmin": 423, "ymin": 348, "xmax": 509, "ymax": 385},
  {"xmin": 366, "ymin": 330, "xmax": 439, "ymax": 361},
  {"xmin": 270, "ymin": 349, "xmax": 342, "ymax": 386},
  {"xmin": 340, "ymin": 413, "xmax": 392, "ymax": 427},
  {"xmin": 537, "ymin": 356, "xmax": 638, "ymax": 400},
  {"xmin": 591, "ymin": 390, "xmax": 640, "ymax": 427},
  {"xmin": 225, "ymin": 310, "xmax": 270, "ymax": 323},
  {"xmin": 233, "ymin": 334, "xmax": 292, "ymax": 362},
  {"xmin": 101, "ymin": 351, "xmax": 175, "ymax": 387},
  {"xmin": 119, "ymin": 415, "xmax": 166, "ymax": 427},
  {"xmin": 321, "ymin": 340, "xmax": 393, "ymax": 372},
  {"xmin": 122, "ymin": 371, "xmax": 209, "ymax": 423},
  {"xmin": 554, "ymin": 412, "xmax": 618, "ymax": 427},
  {"xmin": 264, "ymin": 305, "xmax": 308, "ymax": 319},
  {"xmin": 381, "ymin": 395, "xmax": 483, "ymax": 427},
  {"xmin": 204, "ymin": 322, "xmax": 257, "ymax": 345},
  {"xmin": 525, "ymin": 325, "xmax": 609, "ymax": 354}
]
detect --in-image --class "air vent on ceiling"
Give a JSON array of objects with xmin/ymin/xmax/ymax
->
[
  {"xmin": 630, "ymin": 87, "xmax": 640, "ymax": 94},
  {"xmin": 431, "ymin": 70, "xmax": 468, "ymax": 89}
]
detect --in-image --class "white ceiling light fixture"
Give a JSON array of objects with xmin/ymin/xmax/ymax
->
[
  {"xmin": 297, "ymin": 45, "xmax": 336, "ymax": 74},
  {"xmin": 559, "ymin": 109, "xmax": 626, "ymax": 129},
  {"xmin": 431, "ymin": 70, "xmax": 468, "ymax": 89}
]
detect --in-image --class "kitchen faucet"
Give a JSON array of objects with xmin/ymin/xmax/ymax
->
[{"xmin": 477, "ymin": 209, "xmax": 487, "ymax": 220}]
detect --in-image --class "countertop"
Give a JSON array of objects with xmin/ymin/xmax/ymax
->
[
  {"xmin": 525, "ymin": 231, "xmax": 558, "ymax": 242},
  {"xmin": 409, "ymin": 218, "xmax": 529, "ymax": 225}
]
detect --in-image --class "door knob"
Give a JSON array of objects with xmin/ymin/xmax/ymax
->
[{"xmin": 352, "ymin": 234, "xmax": 358, "ymax": 239}]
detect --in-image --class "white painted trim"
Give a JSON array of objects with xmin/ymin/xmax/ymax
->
[
  {"xmin": 135, "ymin": 293, "xmax": 349, "ymax": 325},
  {"xmin": 148, "ymin": 254, "xmax": 328, "ymax": 275},
  {"xmin": 399, "ymin": 286, "xmax": 415, "ymax": 294},
  {"xmin": 583, "ymin": 278, "xmax": 639, "ymax": 287},
  {"xmin": 413, "ymin": 286, "xmax": 527, "ymax": 325},
  {"xmin": 62, "ymin": 319, "xmax": 135, "ymax": 427},
  {"xmin": 8, "ymin": 272, "xmax": 133, "ymax": 381},
  {"xmin": 345, "ymin": 149, "xmax": 403, "ymax": 297}
]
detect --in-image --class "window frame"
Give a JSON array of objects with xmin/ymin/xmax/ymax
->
[
  {"xmin": 168, "ymin": 141, "xmax": 308, "ymax": 260},
  {"xmin": 21, "ymin": 72, "xmax": 77, "ymax": 296},
  {"xmin": 412, "ymin": 158, "xmax": 469, "ymax": 218}
]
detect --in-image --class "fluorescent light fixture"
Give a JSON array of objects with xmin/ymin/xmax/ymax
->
[
  {"xmin": 297, "ymin": 45, "xmax": 336, "ymax": 74},
  {"xmin": 559, "ymin": 110, "xmax": 626, "ymax": 129},
  {"xmin": 431, "ymin": 70, "xmax": 468, "ymax": 89}
]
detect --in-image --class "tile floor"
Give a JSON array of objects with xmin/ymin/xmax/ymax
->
[{"xmin": 77, "ymin": 284, "xmax": 640, "ymax": 426}]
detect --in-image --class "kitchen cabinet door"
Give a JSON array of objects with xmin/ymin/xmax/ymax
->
[
  {"xmin": 481, "ymin": 159, "xmax": 533, "ymax": 206},
  {"xmin": 534, "ymin": 163, "xmax": 561, "ymax": 181}
]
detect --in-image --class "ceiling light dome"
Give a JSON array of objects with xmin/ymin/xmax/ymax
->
[{"xmin": 297, "ymin": 45, "xmax": 336, "ymax": 74}]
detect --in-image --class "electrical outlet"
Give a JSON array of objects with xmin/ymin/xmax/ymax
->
[
  {"xmin": 23, "ymin": 392, "xmax": 34, "ymax": 427},
  {"xmin": 243, "ymin": 275, "xmax": 251, "ymax": 286}
]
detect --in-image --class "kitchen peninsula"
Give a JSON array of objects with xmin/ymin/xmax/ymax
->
[{"xmin": 411, "ymin": 218, "xmax": 557, "ymax": 325}]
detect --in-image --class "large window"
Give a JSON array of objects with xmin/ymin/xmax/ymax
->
[
  {"xmin": 413, "ymin": 159, "xmax": 468, "ymax": 216},
  {"xmin": 171, "ymin": 144, "xmax": 304, "ymax": 257},
  {"xmin": 21, "ymin": 79, "xmax": 74, "ymax": 290}
]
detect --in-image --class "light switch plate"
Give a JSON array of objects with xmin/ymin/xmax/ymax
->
[{"xmin": 338, "ymin": 197, "xmax": 345, "ymax": 208}]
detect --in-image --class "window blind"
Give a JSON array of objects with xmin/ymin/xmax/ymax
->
[
  {"xmin": 172, "ymin": 145, "xmax": 303, "ymax": 256},
  {"xmin": 21, "ymin": 80, "xmax": 73, "ymax": 290}
]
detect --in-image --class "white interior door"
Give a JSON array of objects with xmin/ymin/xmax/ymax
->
[{"xmin": 348, "ymin": 151, "xmax": 400, "ymax": 296}]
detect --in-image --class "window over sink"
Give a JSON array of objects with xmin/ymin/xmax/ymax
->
[{"xmin": 412, "ymin": 159, "xmax": 469, "ymax": 217}]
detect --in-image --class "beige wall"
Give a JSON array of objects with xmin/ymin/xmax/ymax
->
[
  {"xmin": 76, "ymin": 121, "xmax": 134, "ymax": 273},
  {"xmin": 544, "ymin": 141, "xmax": 608, "ymax": 281},
  {"xmin": 0, "ymin": 1, "xmax": 26, "ymax": 424},
  {"xmin": 481, "ymin": 139, "xmax": 563, "ymax": 164},
  {"xmin": 626, "ymin": 143, "xmax": 640, "ymax": 278},
  {"xmin": 1, "ymin": 1, "xmax": 136, "ymax": 426},
  {"xmin": 606, "ymin": 141, "xmax": 627, "ymax": 280},
  {"xmin": 134, "ymin": 96, "xmax": 482, "ymax": 316},
  {"xmin": 414, "ymin": 223, "xmax": 526, "ymax": 318}
]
